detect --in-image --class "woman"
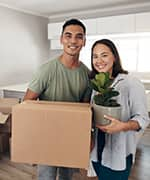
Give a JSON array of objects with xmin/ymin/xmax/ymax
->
[{"xmin": 90, "ymin": 39, "xmax": 150, "ymax": 180}]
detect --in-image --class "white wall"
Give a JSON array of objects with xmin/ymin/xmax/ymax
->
[{"xmin": 0, "ymin": 6, "xmax": 50, "ymax": 87}]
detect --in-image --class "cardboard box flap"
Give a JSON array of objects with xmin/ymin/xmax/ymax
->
[
  {"xmin": 24, "ymin": 100, "xmax": 90, "ymax": 107},
  {"xmin": 0, "ymin": 98, "xmax": 19, "ymax": 114},
  {"xmin": 14, "ymin": 100, "xmax": 91, "ymax": 112},
  {"xmin": 0, "ymin": 113, "xmax": 9, "ymax": 124}
]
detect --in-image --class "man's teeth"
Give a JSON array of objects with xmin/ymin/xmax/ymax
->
[{"xmin": 69, "ymin": 46, "xmax": 77, "ymax": 49}]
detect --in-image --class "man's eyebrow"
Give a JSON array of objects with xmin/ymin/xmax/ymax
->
[
  {"xmin": 64, "ymin": 32, "xmax": 84, "ymax": 35},
  {"xmin": 64, "ymin": 32, "xmax": 71, "ymax": 35},
  {"xmin": 76, "ymin": 33, "xmax": 84, "ymax": 36}
]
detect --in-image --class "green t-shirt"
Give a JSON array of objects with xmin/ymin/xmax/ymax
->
[{"xmin": 28, "ymin": 58, "xmax": 91, "ymax": 102}]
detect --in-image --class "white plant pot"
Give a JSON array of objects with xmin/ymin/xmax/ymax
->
[{"xmin": 92, "ymin": 103, "xmax": 122, "ymax": 126}]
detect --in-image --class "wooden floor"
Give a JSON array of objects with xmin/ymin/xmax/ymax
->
[{"xmin": 0, "ymin": 126, "xmax": 150, "ymax": 180}]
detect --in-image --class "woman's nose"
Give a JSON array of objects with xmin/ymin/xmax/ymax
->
[{"xmin": 97, "ymin": 57, "xmax": 104, "ymax": 62}]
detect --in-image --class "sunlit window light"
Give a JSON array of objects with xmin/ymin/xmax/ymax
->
[{"xmin": 80, "ymin": 32, "xmax": 150, "ymax": 74}]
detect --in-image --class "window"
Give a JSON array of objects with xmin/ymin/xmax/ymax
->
[{"xmin": 80, "ymin": 32, "xmax": 150, "ymax": 74}]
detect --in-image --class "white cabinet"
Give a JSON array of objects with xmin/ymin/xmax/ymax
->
[
  {"xmin": 135, "ymin": 12, "xmax": 150, "ymax": 32},
  {"xmin": 50, "ymin": 39, "xmax": 63, "ymax": 50},
  {"xmin": 48, "ymin": 12, "xmax": 150, "ymax": 49},
  {"xmin": 48, "ymin": 22, "xmax": 63, "ymax": 39},
  {"xmin": 83, "ymin": 19, "xmax": 97, "ymax": 35},
  {"xmin": 97, "ymin": 14, "xmax": 135, "ymax": 35},
  {"xmin": 146, "ymin": 91, "xmax": 150, "ymax": 112},
  {"xmin": 48, "ymin": 19, "xmax": 97, "ymax": 39},
  {"xmin": 48, "ymin": 22, "xmax": 63, "ymax": 49}
]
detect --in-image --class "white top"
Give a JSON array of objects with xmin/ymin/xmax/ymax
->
[{"xmin": 90, "ymin": 74, "xmax": 150, "ymax": 170}]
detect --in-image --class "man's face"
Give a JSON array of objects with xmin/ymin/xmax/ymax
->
[{"xmin": 60, "ymin": 25, "xmax": 86, "ymax": 57}]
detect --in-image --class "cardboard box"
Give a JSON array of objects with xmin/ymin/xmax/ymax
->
[
  {"xmin": 0, "ymin": 98, "xmax": 19, "ymax": 114},
  {"xmin": 11, "ymin": 100, "xmax": 92, "ymax": 168},
  {"xmin": 0, "ymin": 114, "xmax": 11, "ymax": 133},
  {"xmin": 0, "ymin": 98, "xmax": 19, "ymax": 133},
  {"xmin": 0, "ymin": 98, "xmax": 19, "ymax": 156}
]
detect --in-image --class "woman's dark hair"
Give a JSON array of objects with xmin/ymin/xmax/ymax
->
[
  {"xmin": 90, "ymin": 39, "xmax": 128, "ymax": 78},
  {"xmin": 62, "ymin": 18, "xmax": 86, "ymax": 34}
]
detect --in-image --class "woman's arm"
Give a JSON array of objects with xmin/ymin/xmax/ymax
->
[{"xmin": 96, "ymin": 115, "xmax": 140, "ymax": 134}]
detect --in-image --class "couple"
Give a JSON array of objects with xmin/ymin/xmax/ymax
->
[{"xmin": 23, "ymin": 19, "xmax": 149, "ymax": 180}]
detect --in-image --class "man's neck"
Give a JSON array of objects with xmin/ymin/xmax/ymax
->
[{"xmin": 59, "ymin": 54, "xmax": 80, "ymax": 69}]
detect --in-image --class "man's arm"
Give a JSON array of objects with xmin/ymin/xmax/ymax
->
[
  {"xmin": 81, "ymin": 87, "xmax": 92, "ymax": 103},
  {"xmin": 23, "ymin": 88, "xmax": 39, "ymax": 101}
]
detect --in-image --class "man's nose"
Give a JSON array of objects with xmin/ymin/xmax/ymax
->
[{"xmin": 70, "ymin": 37, "xmax": 77, "ymax": 43}]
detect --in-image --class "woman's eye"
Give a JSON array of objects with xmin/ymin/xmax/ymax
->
[
  {"xmin": 93, "ymin": 56, "xmax": 97, "ymax": 59},
  {"xmin": 92, "ymin": 55, "xmax": 97, "ymax": 59}
]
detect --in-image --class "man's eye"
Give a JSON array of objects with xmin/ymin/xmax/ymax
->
[
  {"xmin": 76, "ymin": 35, "xmax": 84, "ymax": 39},
  {"xmin": 65, "ymin": 35, "xmax": 71, "ymax": 38}
]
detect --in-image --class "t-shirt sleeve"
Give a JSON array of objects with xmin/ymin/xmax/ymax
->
[{"xmin": 28, "ymin": 66, "xmax": 49, "ymax": 95}]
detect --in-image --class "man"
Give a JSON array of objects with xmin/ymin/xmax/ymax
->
[{"xmin": 24, "ymin": 19, "xmax": 91, "ymax": 180}]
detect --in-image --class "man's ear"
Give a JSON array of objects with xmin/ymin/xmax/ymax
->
[
  {"xmin": 60, "ymin": 35, "xmax": 63, "ymax": 44},
  {"xmin": 83, "ymin": 38, "xmax": 86, "ymax": 47}
]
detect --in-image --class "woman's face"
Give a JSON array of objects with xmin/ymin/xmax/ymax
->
[{"xmin": 92, "ymin": 43, "xmax": 115, "ymax": 75}]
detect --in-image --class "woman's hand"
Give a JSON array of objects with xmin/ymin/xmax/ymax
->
[{"xmin": 96, "ymin": 115, "xmax": 125, "ymax": 134}]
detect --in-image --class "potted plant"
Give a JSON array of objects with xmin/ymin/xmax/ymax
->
[{"xmin": 90, "ymin": 72, "xmax": 121, "ymax": 125}]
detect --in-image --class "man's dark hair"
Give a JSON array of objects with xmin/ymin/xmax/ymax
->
[{"xmin": 62, "ymin": 18, "xmax": 86, "ymax": 34}]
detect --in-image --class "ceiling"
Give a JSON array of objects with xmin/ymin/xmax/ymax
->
[{"xmin": 0, "ymin": 0, "xmax": 150, "ymax": 21}]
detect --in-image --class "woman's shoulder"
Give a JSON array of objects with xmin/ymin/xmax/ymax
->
[
  {"xmin": 117, "ymin": 73, "xmax": 141, "ymax": 83},
  {"xmin": 117, "ymin": 73, "xmax": 144, "ymax": 90}
]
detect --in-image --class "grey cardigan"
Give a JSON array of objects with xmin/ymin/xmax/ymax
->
[{"xmin": 90, "ymin": 73, "xmax": 150, "ymax": 170}]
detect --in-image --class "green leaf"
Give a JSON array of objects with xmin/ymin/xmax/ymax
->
[
  {"xmin": 95, "ymin": 73, "xmax": 105, "ymax": 87},
  {"xmin": 90, "ymin": 72, "xmax": 120, "ymax": 107},
  {"xmin": 90, "ymin": 80, "xmax": 99, "ymax": 91}
]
